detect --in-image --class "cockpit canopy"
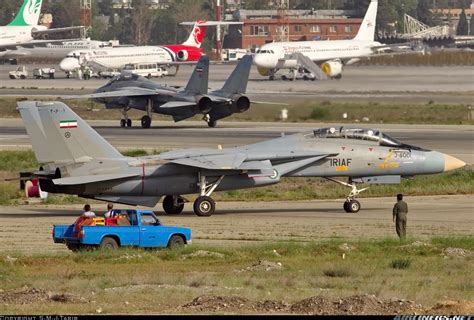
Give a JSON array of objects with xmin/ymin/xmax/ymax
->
[
  {"xmin": 312, "ymin": 127, "xmax": 403, "ymax": 147},
  {"xmin": 107, "ymin": 72, "xmax": 140, "ymax": 84}
]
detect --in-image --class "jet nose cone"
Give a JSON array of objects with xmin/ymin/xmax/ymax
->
[
  {"xmin": 59, "ymin": 58, "xmax": 79, "ymax": 72},
  {"xmin": 444, "ymin": 154, "xmax": 466, "ymax": 172}
]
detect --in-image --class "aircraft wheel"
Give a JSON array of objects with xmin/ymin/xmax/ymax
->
[
  {"xmin": 120, "ymin": 119, "xmax": 126, "ymax": 127},
  {"xmin": 347, "ymin": 200, "xmax": 360, "ymax": 213},
  {"xmin": 141, "ymin": 115, "xmax": 151, "ymax": 129},
  {"xmin": 193, "ymin": 196, "xmax": 215, "ymax": 217},
  {"xmin": 163, "ymin": 195, "xmax": 184, "ymax": 215},
  {"xmin": 126, "ymin": 119, "xmax": 132, "ymax": 127},
  {"xmin": 343, "ymin": 201, "xmax": 350, "ymax": 213},
  {"xmin": 207, "ymin": 120, "xmax": 217, "ymax": 128}
]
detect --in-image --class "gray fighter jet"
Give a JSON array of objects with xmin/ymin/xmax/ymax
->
[
  {"xmin": 71, "ymin": 55, "xmax": 253, "ymax": 129},
  {"xmin": 18, "ymin": 101, "xmax": 466, "ymax": 216}
]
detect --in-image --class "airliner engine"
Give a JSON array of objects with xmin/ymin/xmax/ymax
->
[
  {"xmin": 177, "ymin": 50, "xmax": 189, "ymax": 61},
  {"xmin": 321, "ymin": 60, "xmax": 343, "ymax": 78}
]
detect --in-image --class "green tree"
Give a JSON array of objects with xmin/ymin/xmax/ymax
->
[
  {"xmin": 456, "ymin": 8, "xmax": 468, "ymax": 35},
  {"xmin": 417, "ymin": 0, "xmax": 433, "ymax": 26}
]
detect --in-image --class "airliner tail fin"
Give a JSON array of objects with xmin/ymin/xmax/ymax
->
[
  {"xmin": 353, "ymin": 0, "xmax": 378, "ymax": 41},
  {"xmin": 8, "ymin": 0, "xmax": 43, "ymax": 26}
]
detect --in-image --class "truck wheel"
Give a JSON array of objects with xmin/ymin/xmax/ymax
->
[
  {"xmin": 20, "ymin": 75, "xmax": 26, "ymax": 79},
  {"xmin": 167, "ymin": 235, "xmax": 185, "ymax": 249},
  {"xmin": 163, "ymin": 195, "xmax": 184, "ymax": 215},
  {"xmin": 9, "ymin": 75, "xmax": 15, "ymax": 79},
  {"xmin": 193, "ymin": 196, "xmax": 215, "ymax": 217},
  {"xmin": 100, "ymin": 237, "xmax": 118, "ymax": 250}
]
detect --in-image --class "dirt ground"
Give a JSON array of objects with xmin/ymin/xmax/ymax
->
[{"xmin": 1, "ymin": 288, "xmax": 472, "ymax": 315}]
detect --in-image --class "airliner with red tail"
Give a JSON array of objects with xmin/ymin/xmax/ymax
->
[{"xmin": 59, "ymin": 21, "xmax": 207, "ymax": 73}]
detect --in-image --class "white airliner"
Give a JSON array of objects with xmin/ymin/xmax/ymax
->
[
  {"xmin": 59, "ymin": 21, "xmax": 209, "ymax": 73},
  {"xmin": 253, "ymin": 0, "xmax": 397, "ymax": 80},
  {"xmin": 0, "ymin": 0, "xmax": 84, "ymax": 58}
]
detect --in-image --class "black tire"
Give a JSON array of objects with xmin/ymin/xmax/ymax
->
[
  {"xmin": 126, "ymin": 119, "xmax": 132, "ymax": 127},
  {"xmin": 20, "ymin": 75, "xmax": 26, "ymax": 79},
  {"xmin": 147, "ymin": 74, "xmax": 152, "ymax": 79},
  {"xmin": 141, "ymin": 115, "xmax": 151, "ymax": 129},
  {"xmin": 269, "ymin": 75, "xmax": 275, "ymax": 81},
  {"xmin": 193, "ymin": 196, "xmax": 215, "ymax": 217},
  {"xmin": 348, "ymin": 200, "xmax": 361, "ymax": 213},
  {"xmin": 207, "ymin": 120, "xmax": 217, "ymax": 128},
  {"xmin": 281, "ymin": 75, "xmax": 287, "ymax": 80},
  {"xmin": 343, "ymin": 201, "xmax": 350, "ymax": 213},
  {"xmin": 99, "ymin": 237, "xmax": 119, "ymax": 250},
  {"xmin": 167, "ymin": 235, "xmax": 185, "ymax": 249},
  {"xmin": 9, "ymin": 75, "xmax": 15, "ymax": 79},
  {"xmin": 163, "ymin": 195, "xmax": 184, "ymax": 215},
  {"xmin": 120, "ymin": 119, "xmax": 126, "ymax": 128}
]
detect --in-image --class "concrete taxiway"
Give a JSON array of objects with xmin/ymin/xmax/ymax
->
[
  {"xmin": 0, "ymin": 195, "xmax": 472, "ymax": 253},
  {"xmin": 1, "ymin": 64, "xmax": 473, "ymax": 104}
]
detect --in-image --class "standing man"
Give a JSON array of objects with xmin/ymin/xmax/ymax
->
[{"xmin": 393, "ymin": 194, "xmax": 408, "ymax": 241}]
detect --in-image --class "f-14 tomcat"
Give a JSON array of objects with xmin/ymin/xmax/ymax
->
[{"xmin": 18, "ymin": 101, "xmax": 465, "ymax": 216}]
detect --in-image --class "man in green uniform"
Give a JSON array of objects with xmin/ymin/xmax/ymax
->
[{"xmin": 393, "ymin": 194, "xmax": 408, "ymax": 240}]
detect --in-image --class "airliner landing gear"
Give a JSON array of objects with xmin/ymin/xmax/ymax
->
[
  {"xmin": 268, "ymin": 68, "xmax": 277, "ymax": 81},
  {"xmin": 193, "ymin": 173, "xmax": 225, "ymax": 216},
  {"xmin": 120, "ymin": 108, "xmax": 132, "ymax": 128},
  {"xmin": 326, "ymin": 178, "xmax": 368, "ymax": 213},
  {"xmin": 141, "ymin": 99, "xmax": 153, "ymax": 129},
  {"xmin": 163, "ymin": 195, "xmax": 185, "ymax": 215}
]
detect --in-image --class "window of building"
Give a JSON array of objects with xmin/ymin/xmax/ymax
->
[
  {"xmin": 329, "ymin": 25, "xmax": 337, "ymax": 33},
  {"xmin": 249, "ymin": 25, "xmax": 269, "ymax": 36},
  {"xmin": 344, "ymin": 25, "xmax": 353, "ymax": 33},
  {"xmin": 310, "ymin": 25, "xmax": 321, "ymax": 33},
  {"xmin": 294, "ymin": 25, "xmax": 302, "ymax": 32}
]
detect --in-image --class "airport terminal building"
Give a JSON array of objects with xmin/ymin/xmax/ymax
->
[{"xmin": 223, "ymin": 9, "xmax": 363, "ymax": 50}]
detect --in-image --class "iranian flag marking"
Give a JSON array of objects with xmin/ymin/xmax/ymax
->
[{"xmin": 60, "ymin": 120, "xmax": 77, "ymax": 129}]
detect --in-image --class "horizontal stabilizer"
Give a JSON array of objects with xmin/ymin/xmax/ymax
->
[
  {"xmin": 53, "ymin": 173, "xmax": 139, "ymax": 185},
  {"xmin": 94, "ymin": 196, "xmax": 160, "ymax": 207}
]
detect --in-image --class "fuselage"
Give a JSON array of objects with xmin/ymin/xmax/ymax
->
[
  {"xmin": 44, "ymin": 128, "xmax": 454, "ymax": 200},
  {"xmin": 59, "ymin": 45, "xmax": 203, "ymax": 72},
  {"xmin": 254, "ymin": 39, "xmax": 382, "ymax": 69},
  {"xmin": 0, "ymin": 25, "xmax": 47, "ymax": 46}
]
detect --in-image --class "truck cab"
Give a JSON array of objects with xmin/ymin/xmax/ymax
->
[{"xmin": 53, "ymin": 209, "xmax": 191, "ymax": 251}]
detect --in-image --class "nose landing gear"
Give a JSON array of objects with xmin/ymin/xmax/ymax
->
[{"xmin": 326, "ymin": 178, "xmax": 369, "ymax": 213}]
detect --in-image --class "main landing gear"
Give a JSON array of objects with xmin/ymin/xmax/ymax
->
[
  {"xmin": 203, "ymin": 114, "xmax": 217, "ymax": 128},
  {"xmin": 141, "ymin": 99, "xmax": 153, "ymax": 129},
  {"xmin": 326, "ymin": 178, "xmax": 369, "ymax": 213},
  {"xmin": 161, "ymin": 174, "xmax": 225, "ymax": 217},
  {"xmin": 120, "ymin": 108, "xmax": 132, "ymax": 127},
  {"xmin": 194, "ymin": 173, "xmax": 225, "ymax": 216}
]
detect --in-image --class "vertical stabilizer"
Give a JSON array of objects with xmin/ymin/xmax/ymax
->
[
  {"xmin": 353, "ymin": 0, "xmax": 378, "ymax": 41},
  {"xmin": 182, "ymin": 21, "xmax": 207, "ymax": 48},
  {"xmin": 8, "ymin": 0, "xmax": 43, "ymax": 26},
  {"xmin": 17, "ymin": 101, "xmax": 123, "ymax": 164},
  {"xmin": 184, "ymin": 55, "xmax": 209, "ymax": 95},
  {"xmin": 219, "ymin": 55, "xmax": 253, "ymax": 94}
]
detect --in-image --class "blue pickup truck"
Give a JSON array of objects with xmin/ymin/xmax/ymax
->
[{"xmin": 53, "ymin": 209, "xmax": 191, "ymax": 251}]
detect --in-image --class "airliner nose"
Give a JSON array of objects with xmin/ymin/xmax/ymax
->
[
  {"xmin": 59, "ymin": 58, "xmax": 80, "ymax": 72},
  {"xmin": 443, "ymin": 154, "xmax": 466, "ymax": 172}
]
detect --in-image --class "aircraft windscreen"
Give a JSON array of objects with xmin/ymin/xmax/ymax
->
[{"xmin": 312, "ymin": 127, "xmax": 402, "ymax": 146}]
